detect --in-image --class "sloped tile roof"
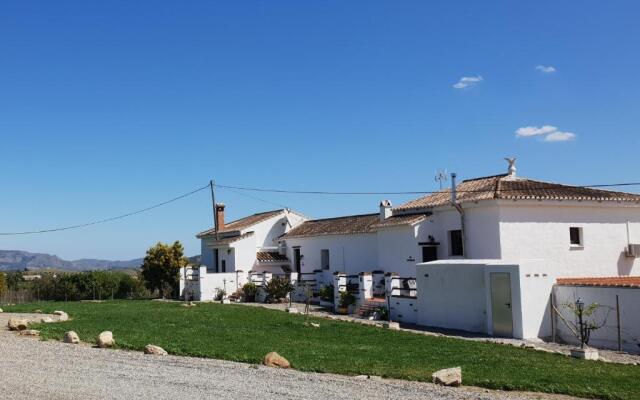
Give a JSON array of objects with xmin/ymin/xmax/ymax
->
[
  {"xmin": 370, "ymin": 213, "xmax": 430, "ymax": 229},
  {"xmin": 557, "ymin": 276, "xmax": 640, "ymax": 288},
  {"xmin": 197, "ymin": 209, "xmax": 285, "ymax": 238},
  {"xmin": 256, "ymin": 251, "xmax": 289, "ymax": 263},
  {"xmin": 282, "ymin": 212, "xmax": 427, "ymax": 239},
  {"xmin": 396, "ymin": 174, "xmax": 640, "ymax": 211},
  {"xmin": 283, "ymin": 214, "xmax": 379, "ymax": 238},
  {"xmin": 205, "ymin": 232, "xmax": 255, "ymax": 246}
]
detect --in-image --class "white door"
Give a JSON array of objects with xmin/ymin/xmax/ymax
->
[{"xmin": 490, "ymin": 272, "xmax": 513, "ymax": 337}]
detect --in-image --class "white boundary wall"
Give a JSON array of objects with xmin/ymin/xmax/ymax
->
[
  {"xmin": 416, "ymin": 260, "xmax": 554, "ymax": 339},
  {"xmin": 554, "ymin": 285, "xmax": 640, "ymax": 353}
]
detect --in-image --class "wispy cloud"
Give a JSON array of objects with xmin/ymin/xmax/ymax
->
[
  {"xmin": 515, "ymin": 125, "xmax": 576, "ymax": 142},
  {"xmin": 535, "ymin": 65, "xmax": 556, "ymax": 73},
  {"xmin": 453, "ymin": 76, "xmax": 483, "ymax": 89}
]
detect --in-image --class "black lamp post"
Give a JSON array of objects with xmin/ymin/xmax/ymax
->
[{"xmin": 576, "ymin": 297, "xmax": 585, "ymax": 348}]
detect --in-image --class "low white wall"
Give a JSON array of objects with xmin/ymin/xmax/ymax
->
[
  {"xmin": 416, "ymin": 262, "xmax": 489, "ymax": 333},
  {"xmin": 390, "ymin": 296, "xmax": 418, "ymax": 324},
  {"xmin": 416, "ymin": 259, "xmax": 553, "ymax": 339},
  {"xmin": 554, "ymin": 285, "xmax": 640, "ymax": 353},
  {"xmin": 198, "ymin": 269, "xmax": 248, "ymax": 301}
]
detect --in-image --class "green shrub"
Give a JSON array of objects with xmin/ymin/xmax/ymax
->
[
  {"xmin": 215, "ymin": 289, "xmax": 226, "ymax": 301},
  {"xmin": 318, "ymin": 284, "xmax": 334, "ymax": 303},
  {"xmin": 241, "ymin": 282, "xmax": 258, "ymax": 302},
  {"xmin": 339, "ymin": 291, "xmax": 356, "ymax": 308},
  {"xmin": 264, "ymin": 276, "xmax": 293, "ymax": 303}
]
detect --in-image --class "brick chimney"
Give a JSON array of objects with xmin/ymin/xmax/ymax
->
[{"xmin": 215, "ymin": 203, "xmax": 225, "ymax": 231}]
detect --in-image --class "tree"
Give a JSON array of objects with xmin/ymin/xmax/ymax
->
[
  {"xmin": 140, "ymin": 241, "xmax": 188, "ymax": 299},
  {"xmin": 0, "ymin": 272, "xmax": 7, "ymax": 298}
]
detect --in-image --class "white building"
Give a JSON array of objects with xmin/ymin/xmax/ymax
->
[
  {"xmin": 185, "ymin": 160, "xmax": 640, "ymax": 344},
  {"xmin": 181, "ymin": 205, "xmax": 307, "ymax": 301}
]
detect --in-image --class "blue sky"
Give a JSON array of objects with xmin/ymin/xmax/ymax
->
[{"xmin": 1, "ymin": 1, "xmax": 639, "ymax": 260}]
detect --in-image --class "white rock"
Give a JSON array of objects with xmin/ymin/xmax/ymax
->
[
  {"xmin": 0, "ymin": 308, "xmax": 3, "ymax": 313},
  {"xmin": 144, "ymin": 344, "xmax": 168, "ymax": 355},
  {"xmin": 53, "ymin": 311, "xmax": 69, "ymax": 321},
  {"xmin": 7, "ymin": 318, "xmax": 28, "ymax": 331},
  {"xmin": 383, "ymin": 322, "xmax": 400, "ymax": 330},
  {"xmin": 40, "ymin": 317, "xmax": 54, "ymax": 323},
  {"xmin": 432, "ymin": 367, "xmax": 462, "ymax": 387},
  {"xmin": 97, "ymin": 331, "xmax": 115, "ymax": 348},
  {"xmin": 285, "ymin": 307, "xmax": 299, "ymax": 314},
  {"xmin": 20, "ymin": 329, "xmax": 40, "ymax": 336},
  {"xmin": 64, "ymin": 331, "xmax": 80, "ymax": 344}
]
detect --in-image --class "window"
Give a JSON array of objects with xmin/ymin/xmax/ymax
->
[
  {"xmin": 208, "ymin": 249, "xmax": 219, "ymax": 273},
  {"xmin": 449, "ymin": 230, "xmax": 464, "ymax": 256},
  {"xmin": 421, "ymin": 246, "xmax": 438, "ymax": 262},
  {"xmin": 321, "ymin": 249, "xmax": 330, "ymax": 270},
  {"xmin": 569, "ymin": 227, "xmax": 583, "ymax": 246}
]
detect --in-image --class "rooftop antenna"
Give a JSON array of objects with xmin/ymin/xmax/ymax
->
[{"xmin": 435, "ymin": 169, "xmax": 448, "ymax": 190}]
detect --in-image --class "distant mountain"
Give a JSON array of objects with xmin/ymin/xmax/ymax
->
[{"xmin": 0, "ymin": 250, "xmax": 144, "ymax": 272}]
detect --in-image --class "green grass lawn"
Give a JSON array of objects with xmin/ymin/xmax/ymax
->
[{"xmin": 4, "ymin": 300, "xmax": 639, "ymax": 400}]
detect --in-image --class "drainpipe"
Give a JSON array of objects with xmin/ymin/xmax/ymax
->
[{"xmin": 450, "ymin": 173, "xmax": 467, "ymax": 258}]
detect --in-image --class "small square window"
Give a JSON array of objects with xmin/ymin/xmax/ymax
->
[{"xmin": 569, "ymin": 227, "xmax": 583, "ymax": 246}]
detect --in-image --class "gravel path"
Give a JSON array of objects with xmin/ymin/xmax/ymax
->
[{"xmin": 0, "ymin": 313, "xmax": 580, "ymax": 400}]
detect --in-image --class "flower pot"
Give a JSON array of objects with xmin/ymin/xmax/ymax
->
[{"xmin": 570, "ymin": 347, "xmax": 599, "ymax": 360}]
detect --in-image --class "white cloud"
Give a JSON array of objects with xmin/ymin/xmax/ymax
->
[
  {"xmin": 453, "ymin": 76, "xmax": 483, "ymax": 89},
  {"xmin": 515, "ymin": 125, "xmax": 577, "ymax": 142},
  {"xmin": 544, "ymin": 131, "xmax": 576, "ymax": 142},
  {"xmin": 515, "ymin": 125, "xmax": 557, "ymax": 137},
  {"xmin": 535, "ymin": 65, "xmax": 556, "ymax": 73}
]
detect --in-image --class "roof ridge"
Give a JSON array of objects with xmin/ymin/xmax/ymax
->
[
  {"xmin": 305, "ymin": 213, "xmax": 378, "ymax": 222},
  {"xmin": 462, "ymin": 173, "xmax": 508, "ymax": 183}
]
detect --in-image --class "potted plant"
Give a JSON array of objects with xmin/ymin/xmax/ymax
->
[
  {"xmin": 562, "ymin": 297, "xmax": 607, "ymax": 360},
  {"xmin": 241, "ymin": 282, "xmax": 258, "ymax": 303},
  {"xmin": 318, "ymin": 284, "xmax": 334, "ymax": 308},
  {"xmin": 337, "ymin": 291, "xmax": 355, "ymax": 315}
]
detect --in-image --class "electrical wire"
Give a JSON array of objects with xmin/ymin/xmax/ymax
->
[
  {"xmin": 214, "ymin": 182, "xmax": 640, "ymax": 195},
  {"xmin": 0, "ymin": 184, "xmax": 210, "ymax": 236}
]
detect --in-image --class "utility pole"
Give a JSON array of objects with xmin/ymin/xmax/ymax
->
[{"xmin": 210, "ymin": 180, "xmax": 219, "ymax": 241}]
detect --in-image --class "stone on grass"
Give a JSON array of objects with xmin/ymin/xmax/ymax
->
[
  {"xmin": 7, "ymin": 318, "xmax": 28, "ymax": 331},
  {"xmin": 41, "ymin": 317, "xmax": 54, "ymax": 323},
  {"xmin": 432, "ymin": 367, "xmax": 462, "ymax": 387},
  {"xmin": 262, "ymin": 352, "xmax": 290, "ymax": 369},
  {"xmin": 285, "ymin": 307, "xmax": 299, "ymax": 314},
  {"xmin": 64, "ymin": 331, "xmax": 80, "ymax": 344},
  {"xmin": 144, "ymin": 344, "xmax": 168, "ymax": 356},
  {"xmin": 34, "ymin": 309, "xmax": 43, "ymax": 313},
  {"xmin": 383, "ymin": 322, "xmax": 400, "ymax": 330},
  {"xmin": 20, "ymin": 329, "xmax": 40, "ymax": 336},
  {"xmin": 53, "ymin": 311, "xmax": 69, "ymax": 321},
  {"xmin": 0, "ymin": 308, "xmax": 4, "ymax": 313},
  {"xmin": 97, "ymin": 331, "xmax": 115, "ymax": 348}
]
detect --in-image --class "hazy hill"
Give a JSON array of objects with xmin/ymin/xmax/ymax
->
[{"xmin": 0, "ymin": 250, "xmax": 143, "ymax": 272}]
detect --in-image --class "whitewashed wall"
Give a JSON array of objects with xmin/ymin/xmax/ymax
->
[
  {"xmin": 390, "ymin": 296, "xmax": 419, "ymax": 324},
  {"xmin": 554, "ymin": 285, "xmax": 640, "ymax": 353},
  {"xmin": 499, "ymin": 202, "xmax": 640, "ymax": 277},
  {"xmin": 285, "ymin": 233, "xmax": 378, "ymax": 276},
  {"xmin": 376, "ymin": 225, "xmax": 422, "ymax": 276}
]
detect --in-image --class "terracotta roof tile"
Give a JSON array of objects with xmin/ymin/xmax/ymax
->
[
  {"xmin": 396, "ymin": 174, "xmax": 640, "ymax": 211},
  {"xmin": 556, "ymin": 276, "xmax": 640, "ymax": 288},
  {"xmin": 197, "ymin": 209, "xmax": 284, "ymax": 238},
  {"xmin": 205, "ymin": 232, "xmax": 255, "ymax": 246},
  {"xmin": 283, "ymin": 212, "xmax": 428, "ymax": 239},
  {"xmin": 256, "ymin": 251, "xmax": 289, "ymax": 263}
]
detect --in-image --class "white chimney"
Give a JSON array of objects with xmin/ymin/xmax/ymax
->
[{"xmin": 379, "ymin": 200, "xmax": 392, "ymax": 221}]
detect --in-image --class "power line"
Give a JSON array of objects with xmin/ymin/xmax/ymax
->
[
  {"xmin": 0, "ymin": 184, "xmax": 210, "ymax": 236},
  {"xmin": 217, "ymin": 185, "xmax": 290, "ymax": 210},
  {"xmin": 214, "ymin": 182, "xmax": 640, "ymax": 195}
]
